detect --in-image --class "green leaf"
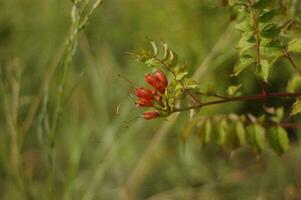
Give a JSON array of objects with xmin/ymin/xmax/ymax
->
[
  {"xmin": 181, "ymin": 119, "xmax": 197, "ymax": 143},
  {"xmin": 174, "ymin": 64, "xmax": 186, "ymax": 74},
  {"xmin": 256, "ymin": 59, "xmax": 270, "ymax": 83},
  {"xmin": 261, "ymin": 24, "xmax": 280, "ymax": 38},
  {"xmin": 168, "ymin": 98, "xmax": 175, "ymax": 110},
  {"xmin": 236, "ymin": 121, "xmax": 246, "ymax": 146},
  {"xmin": 260, "ymin": 39, "xmax": 284, "ymax": 60},
  {"xmin": 277, "ymin": 127, "xmax": 289, "ymax": 153},
  {"xmin": 267, "ymin": 127, "xmax": 289, "ymax": 155},
  {"xmin": 288, "ymin": 38, "xmax": 301, "ymax": 53},
  {"xmin": 176, "ymin": 72, "xmax": 188, "ymax": 81},
  {"xmin": 201, "ymin": 120, "xmax": 212, "ymax": 144},
  {"xmin": 235, "ymin": 20, "xmax": 253, "ymax": 32},
  {"xmin": 262, "ymin": 39, "xmax": 284, "ymax": 48},
  {"xmin": 162, "ymin": 49, "xmax": 178, "ymax": 67},
  {"xmin": 270, "ymin": 107, "xmax": 284, "ymax": 123},
  {"xmin": 246, "ymin": 124, "xmax": 266, "ymax": 153},
  {"xmin": 254, "ymin": 0, "xmax": 275, "ymax": 9},
  {"xmin": 150, "ymin": 41, "xmax": 158, "ymax": 56},
  {"xmin": 227, "ymin": 84, "xmax": 242, "ymax": 96},
  {"xmin": 237, "ymin": 31, "xmax": 256, "ymax": 55},
  {"xmin": 144, "ymin": 57, "xmax": 159, "ymax": 67},
  {"xmin": 218, "ymin": 119, "xmax": 228, "ymax": 145},
  {"xmin": 185, "ymin": 79, "xmax": 199, "ymax": 89},
  {"xmin": 287, "ymin": 75, "xmax": 301, "ymax": 92},
  {"xmin": 260, "ymin": 47, "xmax": 282, "ymax": 60},
  {"xmin": 258, "ymin": 10, "xmax": 276, "ymax": 23},
  {"xmin": 232, "ymin": 55, "xmax": 254, "ymax": 76},
  {"xmin": 290, "ymin": 98, "xmax": 301, "ymax": 116},
  {"xmin": 162, "ymin": 42, "xmax": 169, "ymax": 59}
]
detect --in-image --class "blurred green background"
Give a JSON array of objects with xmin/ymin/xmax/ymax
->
[{"xmin": 1, "ymin": 0, "xmax": 301, "ymax": 199}]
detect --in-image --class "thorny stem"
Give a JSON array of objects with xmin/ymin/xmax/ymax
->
[{"xmin": 172, "ymin": 92, "xmax": 301, "ymax": 113}]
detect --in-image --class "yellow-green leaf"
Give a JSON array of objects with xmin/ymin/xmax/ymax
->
[
  {"xmin": 218, "ymin": 119, "xmax": 228, "ymax": 145},
  {"xmin": 232, "ymin": 55, "xmax": 254, "ymax": 76},
  {"xmin": 227, "ymin": 84, "xmax": 242, "ymax": 96},
  {"xmin": 150, "ymin": 41, "xmax": 158, "ymax": 56},
  {"xmin": 256, "ymin": 59, "xmax": 270, "ymax": 83},
  {"xmin": 267, "ymin": 127, "xmax": 289, "ymax": 155},
  {"xmin": 288, "ymin": 38, "xmax": 301, "ymax": 53},
  {"xmin": 290, "ymin": 98, "xmax": 301, "ymax": 116},
  {"xmin": 246, "ymin": 124, "xmax": 266, "ymax": 153},
  {"xmin": 236, "ymin": 121, "xmax": 246, "ymax": 146}
]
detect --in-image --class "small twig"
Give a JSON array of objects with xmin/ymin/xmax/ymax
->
[
  {"xmin": 173, "ymin": 92, "xmax": 301, "ymax": 113},
  {"xmin": 283, "ymin": 49, "xmax": 301, "ymax": 77}
]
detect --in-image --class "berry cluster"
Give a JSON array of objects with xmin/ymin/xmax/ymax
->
[{"xmin": 135, "ymin": 70, "xmax": 168, "ymax": 119}]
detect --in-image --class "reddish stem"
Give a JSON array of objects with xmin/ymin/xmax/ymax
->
[{"xmin": 173, "ymin": 92, "xmax": 301, "ymax": 112}]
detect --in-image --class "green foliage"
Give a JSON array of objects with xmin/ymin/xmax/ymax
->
[
  {"xmin": 246, "ymin": 123, "xmax": 265, "ymax": 153},
  {"xmin": 255, "ymin": 59, "xmax": 270, "ymax": 82},
  {"xmin": 227, "ymin": 84, "xmax": 242, "ymax": 96},
  {"xmin": 232, "ymin": 55, "xmax": 254, "ymax": 76},
  {"xmin": 2, "ymin": 0, "xmax": 301, "ymax": 199},
  {"xmin": 231, "ymin": 0, "xmax": 286, "ymax": 82},
  {"xmin": 287, "ymin": 75, "xmax": 301, "ymax": 92},
  {"xmin": 288, "ymin": 38, "xmax": 301, "ymax": 53},
  {"xmin": 181, "ymin": 109, "xmax": 291, "ymax": 155},
  {"xmin": 290, "ymin": 98, "xmax": 301, "ymax": 116},
  {"xmin": 267, "ymin": 127, "xmax": 289, "ymax": 155}
]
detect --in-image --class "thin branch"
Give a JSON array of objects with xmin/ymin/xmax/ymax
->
[
  {"xmin": 269, "ymin": 123, "xmax": 301, "ymax": 129},
  {"xmin": 283, "ymin": 49, "xmax": 301, "ymax": 77},
  {"xmin": 173, "ymin": 92, "xmax": 301, "ymax": 113}
]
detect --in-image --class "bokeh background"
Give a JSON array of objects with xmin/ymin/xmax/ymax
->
[{"xmin": 1, "ymin": 0, "xmax": 301, "ymax": 199}]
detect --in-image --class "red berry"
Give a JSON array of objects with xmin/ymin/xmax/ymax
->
[
  {"xmin": 143, "ymin": 111, "xmax": 160, "ymax": 120},
  {"xmin": 144, "ymin": 71, "xmax": 168, "ymax": 93},
  {"xmin": 136, "ymin": 97, "xmax": 153, "ymax": 107},
  {"xmin": 154, "ymin": 70, "xmax": 168, "ymax": 88},
  {"xmin": 135, "ymin": 87, "xmax": 154, "ymax": 99},
  {"xmin": 144, "ymin": 74, "xmax": 157, "ymax": 86}
]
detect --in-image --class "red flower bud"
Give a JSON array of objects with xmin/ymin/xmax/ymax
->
[
  {"xmin": 143, "ymin": 111, "xmax": 160, "ymax": 120},
  {"xmin": 135, "ymin": 87, "xmax": 154, "ymax": 99},
  {"xmin": 144, "ymin": 71, "xmax": 168, "ymax": 93},
  {"xmin": 154, "ymin": 70, "xmax": 168, "ymax": 88},
  {"xmin": 144, "ymin": 74, "xmax": 157, "ymax": 87},
  {"xmin": 136, "ymin": 97, "xmax": 153, "ymax": 107}
]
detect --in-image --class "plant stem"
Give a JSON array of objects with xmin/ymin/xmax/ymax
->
[
  {"xmin": 269, "ymin": 123, "xmax": 301, "ymax": 129},
  {"xmin": 283, "ymin": 49, "xmax": 301, "ymax": 76},
  {"xmin": 248, "ymin": 0, "xmax": 261, "ymax": 65},
  {"xmin": 47, "ymin": 2, "xmax": 102, "ymax": 199},
  {"xmin": 248, "ymin": 0, "xmax": 268, "ymax": 94},
  {"xmin": 173, "ymin": 92, "xmax": 301, "ymax": 113}
]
